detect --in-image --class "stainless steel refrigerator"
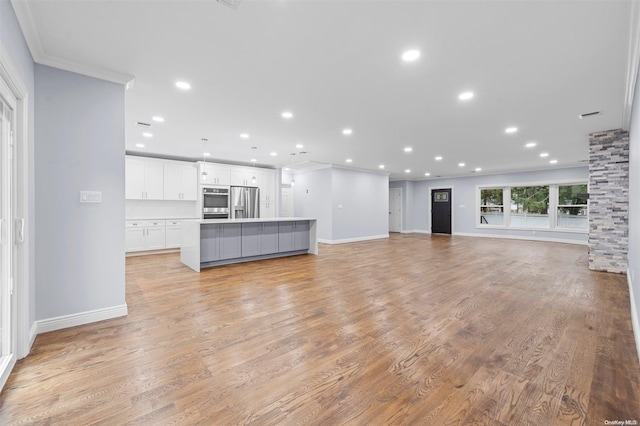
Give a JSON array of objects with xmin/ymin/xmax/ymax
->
[{"xmin": 230, "ymin": 186, "xmax": 260, "ymax": 219}]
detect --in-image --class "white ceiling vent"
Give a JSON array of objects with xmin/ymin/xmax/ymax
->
[{"xmin": 217, "ymin": 0, "xmax": 241, "ymax": 10}]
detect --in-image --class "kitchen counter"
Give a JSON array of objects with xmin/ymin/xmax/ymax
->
[
  {"xmin": 180, "ymin": 217, "xmax": 317, "ymax": 272},
  {"xmin": 194, "ymin": 217, "xmax": 316, "ymax": 224}
]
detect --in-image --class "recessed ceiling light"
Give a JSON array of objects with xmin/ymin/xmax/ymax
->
[
  {"xmin": 282, "ymin": 111, "xmax": 293, "ymax": 119},
  {"xmin": 401, "ymin": 49, "xmax": 420, "ymax": 62},
  {"xmin": 342, "ymin": 128, "xmax": 353, "ymax": 135},
  {"xmin": 270, "ymin": 152, "xmax": 277, "ymax": 156},
  {"xmin": 540, "ymin": 152, "xmax": 549, "ymax": 158},
  {"xmin": 424, "ymin": 172, "xmax": 431, "ymax": 176},
  {"xmin": 203, "ymin": 152, "xmax": 210, "ymax": 156},
  {"xmin": 505, "ymin": 127, "xmax": 518, "ymax": 134},
  {"xmin": 296, "ymin": 144, "xmax": 303, "ymax": 149},
  {"xmin": 475, "ymin": 167, "xmax": 482, "ymax": 172},
  {"xmin": 152, "ymin": 116, "xmax": 164, "ymax": 122},
  {"xmin": 379, "ymin": 164, "xmax": 385, "ymax": 169},
  {"xmin": 142, "ymin": 132, "xmax": 152, "ymax": 138},
  {"xmin": 435, "ymin": 156, "xmax": 443, "ymax": 161},
  {"xmin": 284, "ymin": 167, "xmax": 290, "ymax": 171},
  {"xmin": 549, "ymin": 159, "xmax": 558, "ymax": 164},
  {"xmin": 240, "ymin": 133, "xmax": 250, "ymax": 139},
  {"xmin": 525, "ymin": 142, "xmax": 537, "ymax": 148},
  {"xmin": 175, "ymin": 81, "xmax": 191, "ymax": 90},
  {"xmin": 346, "ymin": 158, "xmax": 353, "ymax": 163},
  {"xmin": 459, "ymin": 162, "xmax": 466, "ymax": 167},
  {"xmin": 250, "ymin": 158, "xmax": 257, "ymax": 162},
  {"xmin": 405, "ymin": 169, "xmax": 411, "ymax": 173},
  {"xmin": 135, "ymin": 143, "xmax": 145, "ymax": 148},
  {"xmin": 404, "ymin": 147, "xmax": 413, "ymax": 153},
  {"xmin": 458, "ymin": 92, "xmax": 474, "ymax": 101}
]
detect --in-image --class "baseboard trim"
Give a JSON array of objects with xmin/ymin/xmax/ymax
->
[
  {"xmin": 126, "ymin": 248, "xmax": 179, "ymax": 257},
  {"xmin": 28, "ymin": 321, "xmax": 37, "ymax": 350},
  {"xmin": 36, "ymin": 304, "xmax": 128, "ymax": 334},
  {"xmin": 453, "ymin": 232, "xmax": 588, "ymax": 246},
  {"xmin": 318, "ymin": 234, "xmax": 389, "ymax": 245},
  {"xmin": 629, "ymin": 270, "xmax": 640, "ymax": 367},
  {"xmin": 400, "ymin": 229, "xmax": 431, "ymax": 234}
]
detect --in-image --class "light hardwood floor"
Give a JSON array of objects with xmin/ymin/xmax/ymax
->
[{"xmin": 1, "ymin": 234, "xmax": 639, "ymax": 425}]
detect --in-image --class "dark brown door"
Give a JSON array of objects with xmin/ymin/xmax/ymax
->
[{"xmin": 431, "ymin": 188, "xmax": 452, "ymax": 234}]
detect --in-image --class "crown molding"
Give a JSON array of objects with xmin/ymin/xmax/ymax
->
[{"xmin": 9, "ymin": 0, "xmax": 135, "ymax": 86}]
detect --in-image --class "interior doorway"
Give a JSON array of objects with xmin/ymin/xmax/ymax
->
[
  {"xmin": 389, "ymin": 187, "xmax": 402, "ymax": 232},
  {"xmin": 431, "ymin": 188, "xmax": 452, "ymax": 234},
  {"xmin": 281, "ymin": 184, "xmax": 294, "ymax": 217}
]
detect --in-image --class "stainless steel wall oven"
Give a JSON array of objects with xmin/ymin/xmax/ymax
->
[{"xmin": 202, "ymin": 186, "xmax": 229, "ymax": 219}]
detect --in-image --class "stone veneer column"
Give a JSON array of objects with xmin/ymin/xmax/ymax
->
[{"xmin": 588, "ymin": 128, "xmax": 629, "ymax": 273}]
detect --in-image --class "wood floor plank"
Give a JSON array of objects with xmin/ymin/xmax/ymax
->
[{"xmin": 0, "ymin": 234, "xmax": 639, "ymax": 425}]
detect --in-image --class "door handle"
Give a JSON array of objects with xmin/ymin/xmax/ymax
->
[{"xmin": 15, "ymin": 218, "xmax": 25, "ymax": 244}]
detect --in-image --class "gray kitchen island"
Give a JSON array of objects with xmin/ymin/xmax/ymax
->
[{"xmin": 180, "ymin": 218, "xmax": 317, "ymax": 272}]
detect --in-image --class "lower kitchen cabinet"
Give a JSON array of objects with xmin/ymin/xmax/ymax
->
[
  {"xmin": 278, "ymin": 221, "xmax": 310, "ymax": 252},
  {"xmin": 241, "ymin": 222, "xmax": 279, "ymax": 257},
  {"xmin": 165, "ymin": 220, "xmax": 182, "ymax": 249},
  {"xmin": 125, "ymin": 220, "xmax": 166, "ymax": 252},
  {"xmin": 201, "ymin": 223, "xmax": 242, "ymax": 262}
]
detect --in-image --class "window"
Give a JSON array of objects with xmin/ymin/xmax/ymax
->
[
  {"xmin": 510, "ymin": 186, "xmax": 549, "ymax": 228},
  {"xmin": 479, "ymin": 188, "xmax": 504, "ymax": 225},
  {"xmin": 557, "ymin": 184, "xmax": 588, "ymax": 229},
  {"xmin": 477, "ymin": 181, "xmax": 587, "ymax": 233}
]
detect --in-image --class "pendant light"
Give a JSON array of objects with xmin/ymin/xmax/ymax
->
[
  {"xmin": 201, "ymin": 138, "xmax": 209, "ymax": 180},
  {"xmin": 251, "ymin": 158, "xmax": 257, "ymax": 185}
]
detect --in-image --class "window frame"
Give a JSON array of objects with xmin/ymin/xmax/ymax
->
[
  {"xmin": 478, "ymin": 187, "xmax": 506, "ymax": 228},
  {"xmin": 476, "ymin": 179, "xmax": 588, "ymax": 234}
]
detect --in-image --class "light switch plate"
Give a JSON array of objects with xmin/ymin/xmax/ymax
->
[{"xmin": 80, "ymin": 191, "xmax": 102, "ymax": 203}]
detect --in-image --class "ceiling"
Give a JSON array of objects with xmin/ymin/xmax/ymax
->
[{"xmin": 11, "ymin": 0, "xmax": 638, "ymax": 180}]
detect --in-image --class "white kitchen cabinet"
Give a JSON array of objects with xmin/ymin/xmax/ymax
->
[
  {"xmin": 164, "ymin": 161, "xmax": 197, "ymax": 201},
  {"xmin": 125, "ymin": 220, "xmax": 166, "ymax": 252},
  {"xmin": 165, "ymin": 220, "xmax": 182, "ymax": 248},
  {"xmin": 256, "ymin": 169, "xmax": 276, "ymax": 218},
  {"xmin": 200, "ymin": 162, "xmax": 231, "ymax": 185},
  {"xmin": 230, "ymin": 166, "xmax": 257, "ymax": 187},
  {"xmin": 125, "ymin": 156, "xmax": 164, "ymax": 200}
]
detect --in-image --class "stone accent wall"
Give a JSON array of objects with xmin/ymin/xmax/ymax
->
[{"xmin": 588, "ymin": 129, "xmax": 629, "ymax": 273}]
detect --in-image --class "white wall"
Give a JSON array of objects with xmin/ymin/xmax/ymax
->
[
  {"xmin": 628, "ymin": 56, "xmax": 640, "ymax": 361},
  {"xmin": 391, "ymin": 166, "xmax": 589, "ymax": 244},
  {"xmin": 293, "ymin": 166, "xmax": 389, "ymax": 243},
  {"xmin": 35, "ymin": 64, "xmax": 126, "ymax": 320},
  {"xmin": 293, "ymin": 167, "xmax": 333, "ymax": 241},
  {"xmin": 331, "ymin": 167, "xmax": 389, "ymax": 241},
  {"xmin": 125, "ymin": 200, "xmax": 198, "ymax": 220},
  {"xmin": 1, "ymin": 0, "xmax": 36, "ymax": 332}
]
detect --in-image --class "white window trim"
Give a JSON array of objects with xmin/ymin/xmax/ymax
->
[{"xmin": 476, "ymin": 179, "xmax": 588, "ymax": 234}]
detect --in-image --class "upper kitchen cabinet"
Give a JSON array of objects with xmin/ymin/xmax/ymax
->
[
  {"xmin": 231, "ymin": 166, "xmax": 256, "ymax": 187},
  {"xmin": 164, "ymin": 160, "xmax": 197, "ymax": 201},
  {"xmin": 200, "ymin": 162, "xmax": 231, "ymax": 186},
  {"xmin": 125, "ymin": 156, "xmax": 164, "ymax": 200}
]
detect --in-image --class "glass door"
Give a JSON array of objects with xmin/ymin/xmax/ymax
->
[{"xmin": 0, "ymin": 82, "xmax": 15, "ymax": 383}]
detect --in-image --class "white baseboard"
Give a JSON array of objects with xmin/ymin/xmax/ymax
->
[
  {"xmin": 401, "ymin": 229, "xmax": 431, "ymax": 234},
  {"xmin": 318, "ymin": 234, "xmax": 389, "ymax": 245},
  {"xmin": 629, "ymin": 270, "xmax": 640, "ymax": 368},
  {"xmin": 453, "ymin": 232, "xmax": 588, "ymax": 246},
  {"xmin": 28, "ymin": 321, "xmax": 37, "ymax": 350},
  {"xmin": 36, "ymin": 304, "xmax": 128, "ymax": 334},
  {"xmin": 126, "ymin": 248, "xmax": 179, "ymax": 257}
]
